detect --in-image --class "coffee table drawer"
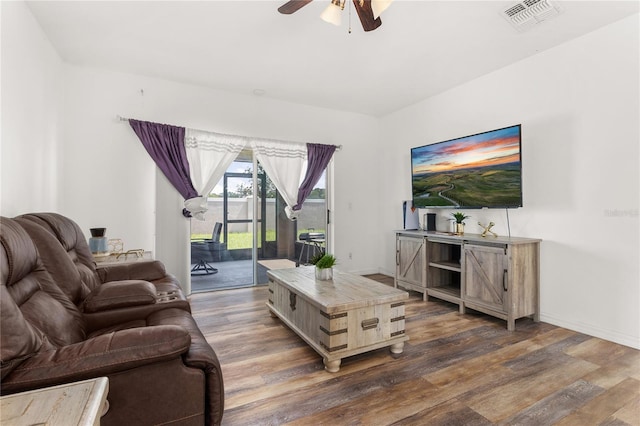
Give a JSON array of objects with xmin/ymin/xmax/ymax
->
[{"xmin": 318, "ymin": 303, "xmax": 406, "ymax": 352}]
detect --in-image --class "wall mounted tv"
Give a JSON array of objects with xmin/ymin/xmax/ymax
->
[{"xmin": 411, "ymin": 124, "xmax": 523, "ymax": 209}]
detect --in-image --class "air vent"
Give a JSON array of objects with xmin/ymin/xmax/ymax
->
[{"xmin": 503, "ymin": 0, "xmax": 561, "ymax": 32}]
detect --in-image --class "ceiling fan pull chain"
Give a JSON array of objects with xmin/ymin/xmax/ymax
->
[{"xmin": 348, "ymin": 0, "xmax": 352, "ymax": 33}]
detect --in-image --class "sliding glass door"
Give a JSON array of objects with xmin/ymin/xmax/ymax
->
[{"xmin": 189, "ymin": 148, "xmax": 330, "ymax": 292}]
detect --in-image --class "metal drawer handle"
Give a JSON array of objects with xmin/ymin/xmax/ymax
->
[
  {"xmin": 289, "ymin": 293, "xmax": 297, "ymax": 311},
  {"xmin": 361, "ymin": 318, "xmax": 379, "ymax": 330}
]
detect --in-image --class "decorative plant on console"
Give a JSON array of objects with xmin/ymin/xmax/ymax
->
[
  {"xmin": 451, "ymin": 212, "xmax": 470, "ymax": 235},
  {"xmin": 312, "ymin": 253, "xmax": 337, "ymax": 281}
]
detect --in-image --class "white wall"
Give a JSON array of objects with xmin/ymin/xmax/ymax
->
[
  {"xmin": 1, "ymin": 1, "xmax": 64, "ymax": 216},
  {"xmin": 379, "ymin": 15, "xmax": 639, "ymax": 349},
  {"xmin": 60, "ymin": 66, "xmax": 381, "ymax": 287}
]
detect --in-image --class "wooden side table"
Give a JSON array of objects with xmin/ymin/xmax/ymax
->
[
  {"xmin": 1, "ymin": 377, "xmax": 109, "ymax": 425},
  {"xmin": 94, "ymin": 250, "xmax": 153, "ymax": 266}
]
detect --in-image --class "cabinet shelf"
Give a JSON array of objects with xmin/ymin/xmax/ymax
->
[
  {"xmin": 426, "ymin": 239, "xmax": 462, "ymax": 311},
  {"xmin": 428, "ymin": 260, "xmax": 461, "ymax": 272},
  {"xmin": 428, "ymin": 285, "xmax": 461, "ymax": 299}
]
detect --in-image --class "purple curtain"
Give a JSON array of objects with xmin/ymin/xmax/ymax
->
[
  {"xmin": 294, "ymin": 143, "xmax": 336, "ymax": 211},
  {"xmin": 129, "ymin": 119, "xmax": 198, "ymax": 217}
]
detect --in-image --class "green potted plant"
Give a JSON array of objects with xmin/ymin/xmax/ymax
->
[
  {"xmin": 450, "ymin": 211, "xmax": 470, "ymax": 235},
  {"xmin": 312, "ymin": 253, "xmax": 337, "ymax": 281}
]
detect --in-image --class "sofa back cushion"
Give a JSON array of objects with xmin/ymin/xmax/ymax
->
[
  {"xmin": 16, "ymin": 218, "xmax": 92, "ymax": 305},
  {"xmin": 18, "ymin": 213, "xmax": 101, "ymax": 291},
  {"xmin": 0, "ymin": 217, "xmax": 85, "ymax": 348},
  {"xmin": 0, "ymin": 284, "xmax": 46, "ymax": 380}
]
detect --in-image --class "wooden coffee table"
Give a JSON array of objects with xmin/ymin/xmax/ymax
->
[{"xmin": 267, "ymin": 267, "xmax": 409, "ymax": 372}]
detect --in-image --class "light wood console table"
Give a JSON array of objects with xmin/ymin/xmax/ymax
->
[
  {"xmin": 395, "ymin": 230, "xmax": 541, "ymax": 330},
  {"xmin": 267, "ymin": 267, "xmax": 409, "ymax": 372},
  {"xmin": 1, "ymin": 377, "xmax": 109, "ymax": 425}
]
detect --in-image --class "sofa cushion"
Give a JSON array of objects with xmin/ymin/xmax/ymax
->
[
  {"xmin": 18, "ymin": 213, "xmax": 102, "ymax": 291},
  {"xmin": 15, "ymin": 217, "xmax": 92, "ymax": 304},
  {"xmin": 147, "ymin": 308, "xmax": 225, "ymax": 423},
  {"xmin": 97, "ymin": 260, "xmax": 167, "ymax": 282},
  {"xmin": 1, "ymin": 325, "xmax": 191, "ymax": 393},
  {"xmin": 0, "ymin": 286, "xmax": 44, "ymax": 379},
  {"xmin": 82, "ymin": 280, "xmax": 157, "ymax": 313},
  {"xmin": 0, "ymin": 217, "xmax": 86, "ymax": 347}
]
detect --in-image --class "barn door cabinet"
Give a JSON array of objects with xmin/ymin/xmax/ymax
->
[
  {"xmin": 462, "ymin": 240, "xmax": 540, "ymax": 331},
  {"xmin": 395, "ymin": 231, "xmax": 540, "ymax": 330},
  {"xmin": 395, "ymin": 233, "xmax": 427, "ymax": 301}
]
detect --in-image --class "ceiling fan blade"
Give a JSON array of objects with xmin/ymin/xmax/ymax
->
[
  {"xmin": 352, "ymin": 0, "xmax": 382, "ymax": 32},
  {"xmin": 278, "ymin": 0, "xmax": 314, "ymax": 14}
]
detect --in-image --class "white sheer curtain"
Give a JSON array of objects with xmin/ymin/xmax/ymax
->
[
  {"xmin": 251, "ymin": 139, "xmax": 307, "ymax": 220},
  {"xmin": 184, "ymin": 129, "xmax": 247, "ymax": 220}
]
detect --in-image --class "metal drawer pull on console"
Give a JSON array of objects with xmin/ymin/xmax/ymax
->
[{"xmin": 361, "ymin": 318, "xmax": 379, "ymax": 330}]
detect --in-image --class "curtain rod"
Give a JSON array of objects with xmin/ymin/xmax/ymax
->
[{"xmin": 116, "ymin": 115, "xmax": 342, "ymax": 151}]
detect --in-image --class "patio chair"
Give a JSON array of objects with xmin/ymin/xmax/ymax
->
[{"xmin": 191, "ymin": 222, "xmax": 225, "ymax": 275}]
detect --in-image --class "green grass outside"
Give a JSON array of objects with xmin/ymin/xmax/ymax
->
[{"xmin": 191, "ymin": 229, "xmax": 324, "ymax": 250}]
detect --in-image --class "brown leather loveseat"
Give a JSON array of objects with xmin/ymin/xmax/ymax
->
[{"xmin": 0, "ymin": 214, "xmax": 224, "ymax": 425}]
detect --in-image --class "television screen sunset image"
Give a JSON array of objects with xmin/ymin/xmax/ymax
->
[{"xmin": 411, "ymin": 125, "xmax": 523, "ymax": 208}]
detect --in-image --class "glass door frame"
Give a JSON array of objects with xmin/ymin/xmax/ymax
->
[
  {"xmin": 222, "ymin": 170, "xmax": 267, "ymax": 259},
  {"xmin": 252, "ymin": 155, "xmax": 259, "ymax": 285}
]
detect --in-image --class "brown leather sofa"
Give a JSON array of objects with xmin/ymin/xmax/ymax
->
[
  {"xmin": 0, "ymin": 215, "xmax": 224, "ymax": 425},
  {"xmin": 16, "ymin": 212, "xmax": 193, "ymax": 330}
]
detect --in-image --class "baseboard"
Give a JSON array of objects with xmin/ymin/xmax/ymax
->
[
  {"xmin": 348, "ymin": 268, "xmax": 383, "ymax": 276},
  {"xmin": 377, "ymin": 267, "xmax": 395, "ymax": 278},
  {"xmin": 366, "ymin": 271, "xmax": 640, "ymax": 350},
  {"xmin": 540, "ymin": 312, "xmax": 640, "ymax": 350},
  {"xmin": 368, "ymin": 270, "xmax": 639, "ymax": 350}
]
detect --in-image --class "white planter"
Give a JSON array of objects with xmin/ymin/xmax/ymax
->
[{"xmin": 315, "ymin": 267, "xmax": 333, "ymax": 281}]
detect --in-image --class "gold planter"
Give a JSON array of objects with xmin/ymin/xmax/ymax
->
[
  {"xmin": 315, "ymin": 267, "xmax": 333, "ymax": 281},
  {"xmin": 454, "ymin": 223, "xmax": 465, "ymax": 235}
]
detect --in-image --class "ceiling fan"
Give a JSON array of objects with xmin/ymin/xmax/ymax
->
[{"xmin": 278, "ymin": 0, "xmax": 392, "ymax": 32}]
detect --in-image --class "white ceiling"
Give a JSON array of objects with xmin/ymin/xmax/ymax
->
[{"xmin": 26, "ymin": 1, "xmax": 639, "ymax": 117}]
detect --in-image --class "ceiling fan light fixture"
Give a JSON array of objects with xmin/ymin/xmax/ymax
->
[
  {"xmin": 371, "ymin": 0, "xmax": 392, "ymax": 19},
  {"xmin": 321, "ymin": 0, "xmax": 345, "ymax": 26}
]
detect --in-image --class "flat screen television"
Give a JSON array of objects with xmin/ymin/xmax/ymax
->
[{"xmin": 411, "ymin": 124, "xmax": 523, "ymax": 209}]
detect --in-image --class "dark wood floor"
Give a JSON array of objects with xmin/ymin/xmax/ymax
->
[{"xmin": 190, "ymin": 274, "xmax": 640, "ymax": 425}]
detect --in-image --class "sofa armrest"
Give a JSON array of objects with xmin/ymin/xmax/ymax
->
[
  {"xmin": 1, "ymin": 325, "xmax": 190, "ymax": 394},
  {"xmin": 82, "ymin": 280, "xmax": 157, "ymax": 313},
  {"xmin": 96, "ymin": 260, "xmax": 167, "ymax": 283}
]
